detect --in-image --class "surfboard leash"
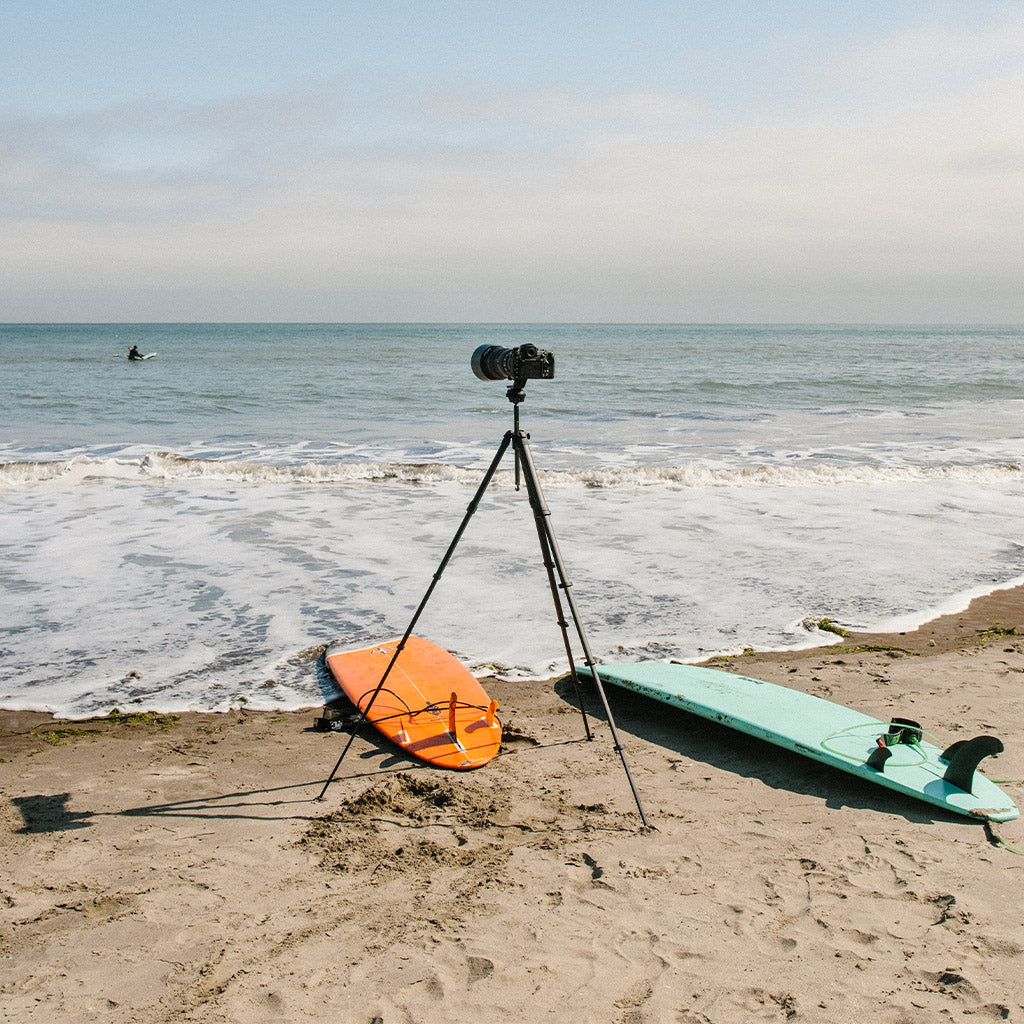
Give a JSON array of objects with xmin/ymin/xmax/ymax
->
[
  {"xmin": 353, "ymin": 692, "xmax": 498, "ymax": 724},
  {"xmin": 356, "ymin": 686, "xmax": 415, "ymax": 717},
  {"xmin": 982, "ymin": 820, "xmax": 1024, "ymax": 856}
]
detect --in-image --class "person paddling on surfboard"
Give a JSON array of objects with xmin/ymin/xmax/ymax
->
[{"xmin": 127, "ymin": 345, "xmax": 143, "ymax": 360}]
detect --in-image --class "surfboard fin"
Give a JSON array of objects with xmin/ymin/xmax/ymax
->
[
  {"xmin": 939, "ymin": 735, "xmax": 1004, "ymax": 793},
  {"xmin": 866, "ymin": 740, "xmax": 892, "ymax": 771}
]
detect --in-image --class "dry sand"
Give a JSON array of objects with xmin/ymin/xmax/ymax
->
[{"xmin": 3, "ymin": 588, "xmax": 1024, "ymax": 1023}]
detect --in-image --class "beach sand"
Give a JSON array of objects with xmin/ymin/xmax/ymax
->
[{"xmin": 3, "ymin": 588, "xmax": 1024, "ymax": 1023}]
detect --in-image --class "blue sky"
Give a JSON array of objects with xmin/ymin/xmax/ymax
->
[{"xmin": 2, "ymin": 1, "xmax": 1022, "ymax": 321}]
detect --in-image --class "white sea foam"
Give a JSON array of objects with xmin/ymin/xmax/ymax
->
[{"xmin": 2, "ymin": 462, "xmax": 1023, "ymax": 717}]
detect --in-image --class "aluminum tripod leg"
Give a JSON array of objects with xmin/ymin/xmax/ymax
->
[
  {"xmin": 316, "ymin": 431, "xmax": 513, "ymax": 800},
  {"xmin": 514, "ymin": 430, "xmax": 650, "ymax": 827}
]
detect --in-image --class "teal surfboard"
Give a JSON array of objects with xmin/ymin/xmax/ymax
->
[{"xmin": 578, "ymin": 662, "xmax": 1019, "ymax": 823}]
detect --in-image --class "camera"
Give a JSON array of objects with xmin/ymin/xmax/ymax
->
[{"xmin": 471, "ymin": 343, "xmax": 555, "ymax": 383}]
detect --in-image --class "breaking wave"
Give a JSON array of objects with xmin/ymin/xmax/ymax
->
[{"xmin": 2, "ymin": 451, "xmax": 1023, "ymax": 492}]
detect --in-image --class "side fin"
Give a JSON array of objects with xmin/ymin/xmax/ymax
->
[
  {"xmin": 939, "ymin": 735, "xmax": 1004, "ymax": 793},
  {"xmin": 866, "ymin": 742, "xmax": 892, "ymax": 771}
]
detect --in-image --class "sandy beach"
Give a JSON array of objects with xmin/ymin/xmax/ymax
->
[{"xmin": 3, "ymin": 588, "xmax": 1024, "ymax": 1023}]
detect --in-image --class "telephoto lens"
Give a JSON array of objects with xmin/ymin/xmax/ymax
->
[
  {"xmin": 471, "ymin": 344, "xmax": 516, "ymax": 381},
  {"xmin": 471, "ymin": 344, "xmax": 554, "ymax": 382}
]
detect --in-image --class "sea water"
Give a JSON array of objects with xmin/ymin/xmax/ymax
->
[{"xmin": 2, "ymin": 323, "xmax": 1023, "ymax": 717}]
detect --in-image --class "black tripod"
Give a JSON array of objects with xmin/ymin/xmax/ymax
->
[{"xmin": 317, "ymin": 374, "xmax": 649, "ymax": 827}]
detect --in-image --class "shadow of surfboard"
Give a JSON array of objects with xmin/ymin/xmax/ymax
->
[{"xmin": 553, "ymin": 673, "xmax": 965, "ymax": 825}]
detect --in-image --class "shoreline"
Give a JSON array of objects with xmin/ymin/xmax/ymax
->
[
  {"xmin": 710, "ymin": 577, "xmax": 1024, "ymax": 667},
  {"xmin": 5, "ymin": 579, "xmax": 1024, "ymax": 728},
  {"xmin": 3, "ymin": 585, "xmax": 1024, "ymax": 1021}
]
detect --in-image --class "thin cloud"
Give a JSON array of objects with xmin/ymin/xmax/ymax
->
[
  {"xmin": 827, "ymin": 8, "xmax": 1024, "ymax": 101},
  {"xmin": 421, "ymin": 85, "xmax": 702, "ymax": 135},
  {"xmin": 2, "ymin": 11, "xmax": 1024, "ymax": 320}
]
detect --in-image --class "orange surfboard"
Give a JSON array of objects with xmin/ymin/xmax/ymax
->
[{"xmin": 323, "ymin": 636, "xmax": 502, "ymax": 769}]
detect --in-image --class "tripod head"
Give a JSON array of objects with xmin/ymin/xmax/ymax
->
[{"xmin": 506, "ymin": 376, "xmax": 529, "ymax": 405}]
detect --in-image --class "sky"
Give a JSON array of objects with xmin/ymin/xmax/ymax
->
[{"xmin": 2, "ymin": 1, "xmax": 1023, "ymax": 322}]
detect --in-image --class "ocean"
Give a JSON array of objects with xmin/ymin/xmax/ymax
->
[{"xmin": 2, "ymin": 323, "xmax": 1023, "ymax": 718}]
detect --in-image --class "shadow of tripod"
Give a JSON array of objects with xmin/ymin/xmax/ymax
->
[{"xmin": 317, "ymin": 358, "xmax": 649, "ymax": 827}]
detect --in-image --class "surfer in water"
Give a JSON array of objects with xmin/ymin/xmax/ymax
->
[{"xmin": 127, "ymin": 345, "xmax": 142, "ymax": 360}]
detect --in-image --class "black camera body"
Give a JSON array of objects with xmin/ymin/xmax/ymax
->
[{"xmin": 471, "ymin": 343, "xmax": 555, "ymax": 383}]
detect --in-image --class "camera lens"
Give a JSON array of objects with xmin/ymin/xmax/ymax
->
[
  {"xmin": 471, "ymin": 344, "xmax": 515, "ymax": 381},
  {"xmin": 471, "ymin": 343, "xmax": 554, "ymax": 384}
]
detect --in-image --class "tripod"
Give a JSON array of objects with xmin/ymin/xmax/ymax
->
[{"xmin": 317, "ymin": 374, "xmax": 649, "ymax": 827}]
